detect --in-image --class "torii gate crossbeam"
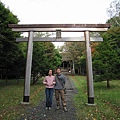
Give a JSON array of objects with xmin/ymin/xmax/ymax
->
[{"xmin": 8, "ymin": 24, "xmax": 111, "ymax": 105}]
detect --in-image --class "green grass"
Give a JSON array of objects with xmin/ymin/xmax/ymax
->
[
  {"xmin": 71, "ymin": 76, "xmax": 120, "ymax": 120},
  {"xmin": 0, "ymin": 78, "xmax": 45, "ymax": 120}
]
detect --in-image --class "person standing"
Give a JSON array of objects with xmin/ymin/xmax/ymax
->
[
  {"xmin": 54, "ymin": 68, "xmax": 68, "ymax": 112},
  {"xmin": 43, "ymin": 69, "xmax": 55, "ymax": 110}
]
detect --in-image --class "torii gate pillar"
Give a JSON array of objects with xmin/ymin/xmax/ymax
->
[
  {"xmin": 23, "ymin": 31, "xmax": 33, "ymax": 103},
  {"xmin": 85, "ymin": 31, "xmax": 94, "ymax": 104},
  {"xmin": 22, "ymin": 31, "xmax": 33, "ymax": 104}
]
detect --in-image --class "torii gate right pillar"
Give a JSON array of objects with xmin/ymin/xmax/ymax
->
[{"xmin": 85, "ymin": 31, "xmax": 94, "ymax": 104}]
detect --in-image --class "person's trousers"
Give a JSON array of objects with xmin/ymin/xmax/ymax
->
[
  {"xmin": 45, "ymin": 88, "xmax": 54, "ymax": 107},
  {"xmin": 55, "ymin": 89, "xmax": 67, "ymax": 107}
]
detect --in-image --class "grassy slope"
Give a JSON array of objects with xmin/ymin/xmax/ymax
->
[{"xmin": 71, "ymin": 76, "xmax": 120, "ymax": 120}]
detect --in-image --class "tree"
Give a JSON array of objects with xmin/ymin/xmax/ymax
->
[
  {"xmin": 93, "ymin": 27, "xmax": 120, "ymax": 87},
  {"xmin": 79, "ymin": 53, "xmax": 86, "ymax": 75},
  {"xmin": 31, "ymin": 32, "xmax": 62, "ymax": 84},
  {"xmin": 0, "ymin": 2, "xmax": 22, "ymax": 80},
  {"xmin": 107, "ymin": 16, "xmax": 120, "ymax": 27},
  {"xmin": 61, "ymin": 42, "xmax": 85, "ymax": 74},
  {"xmin": 0, "ymin": 2, "xmax": 62, "ymax": 83},
  {"xmin": 107, "ymin": 0, "xmax": 120, "ymax": 26},
  {"xmin": 31, "ymin": 42, "xmax": 62, "ymax": 84}
]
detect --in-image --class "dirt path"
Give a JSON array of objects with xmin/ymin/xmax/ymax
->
[{"xmin": 18, "ymin": 75, "xmax": 78, "ymax": 120}]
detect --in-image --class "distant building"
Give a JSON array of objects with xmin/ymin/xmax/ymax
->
[{"xmin": 59, "ymin": 52, "xmax": 72, "ymax": 72}]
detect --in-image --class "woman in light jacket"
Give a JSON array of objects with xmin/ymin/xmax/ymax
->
[{"xmin": 43, "ymin": 69, "xmax": 55, "ymax": 110}]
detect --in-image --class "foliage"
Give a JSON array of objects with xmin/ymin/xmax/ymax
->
[
  {"xmin": 92, "ymin": 27, "xmax": 120, "ymax": 86},
  {"xmin": 32, "ymin": 41, "xmax": 62, "ymax": 76},
  {"xmin": 62, "ymin": 42, "xmax": 85, "ymax": 62},
  {"xmin": 107, "ymin": 0, "xmax": 120, "ymax": 26},
  {"xmin": 0, "ymin": 2, "xmax": 22, "ymax": 79},
  {"xmin": 32, "ymin": 32, "xmax": 62, "ymax": 77},
  {"xmin": 61, "ymin": 42, "xmax": 85, "ymax": 74},
  {"xmin": 107, "ymin": 16, "xmax": 120, "ymax": 27},
  {"xmin": 79, "ymin": 52, "xmax": 86, "ymax": 75}
]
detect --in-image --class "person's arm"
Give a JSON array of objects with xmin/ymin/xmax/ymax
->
[
  {"xmin": 43, "ymin": 76, "xmax": 47, "ymax": 85},
  {"xmin": 63, "ymin": 75, "xmax": 66, "ymax": 85},
  {"xmin": 53, "ymin": 76, "xmax": 56, "ymax": 85}
]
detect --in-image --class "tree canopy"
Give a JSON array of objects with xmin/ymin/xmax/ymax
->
[
  {"xmin": 92, "ymin": 27, "xmax": 120, "ymax": 87},
  {"xmin": 59, "ymin": 42, "xmax": 85, "ymax": 74},
  {"xmin": 32, "ymin": 41, "xmax": 62, "ymax": 76},
  {"xmin": 0, "ymin": 2, "xmax": 21, "ymax": 79}
]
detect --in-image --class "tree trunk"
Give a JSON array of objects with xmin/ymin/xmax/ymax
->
[
  {"xmin": 1, "ymin": 73, "xmax": 2, "ymax": 79},
  {"xmin": 78, "ymin": 68, "xmax": 79, "ymax": 74},
  {"xmin": 72, "ymin": 61, "xmax": 75, "ymax": 74},
  {"xmin": 32, "ymin": 72, "xmax": 41, "ymax": 85},
  {"xmin": 33, "ymin": 72, "xmax": 36, "ymax": 85},
  {"xmin": 107, "ymin": 79, "xmax": 110, "ymax": 88},
  {"xmin": 79, "ymin": 66, "xmax": 82, "ymax": 74},
  {"xmin": 6, "ymin": 69, "xmax": 8, "ymax": 83},
  {"xmin": 16, "ymin": 69, "xmax": 19, "ymax": 84}
]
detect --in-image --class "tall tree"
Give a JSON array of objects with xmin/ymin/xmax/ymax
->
[
  {"xmin": 0, "ymin": 2, "xmax": 21, "ymax": 79},
  {"xmin": 93, "ymin": 27, "xmax": 120, "ymax": 87}
]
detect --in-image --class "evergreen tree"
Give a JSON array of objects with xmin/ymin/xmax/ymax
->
[
  {"xmin": 93, "ymin": 27, "xmax": 120, "ymax": 87},
  {"xmin": 0, "ymin": 2, "xmax": 21, "ymax": 79}
]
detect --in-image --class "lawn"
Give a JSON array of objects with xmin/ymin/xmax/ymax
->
[
  {"xmin": 0, "ymin": 78, "xmax": 45, "ymax": 120},
  {"xmin": 71, "ymin": 75, "xmax": 120, "ymax": 120}
]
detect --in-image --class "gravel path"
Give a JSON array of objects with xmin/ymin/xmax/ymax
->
[{"xmin": 18, "ymin": 75, "xmax": 78, "ymax": 120}]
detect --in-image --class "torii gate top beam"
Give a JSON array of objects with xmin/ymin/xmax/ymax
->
[{"xmin": 8, "ymin": 24, "xmax": 111, "ymax": 32}]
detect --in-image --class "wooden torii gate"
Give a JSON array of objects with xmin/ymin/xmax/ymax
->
[{"xmin": 8, "ymin": 24, "xmax": 111, "ymax": 105}]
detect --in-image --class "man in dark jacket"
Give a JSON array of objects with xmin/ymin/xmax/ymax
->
[{"xmin": 54, "ymin": 68, "xmax": 68, "ymax": 112}]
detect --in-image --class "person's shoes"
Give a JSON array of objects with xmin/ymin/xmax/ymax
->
[
  {"xmin": 49, "ymin": 107, "xmax": 51, "ymax": 110},
  {"xmin": 45, "ymin": 107, "xmax": 48, "ymax": 110},
  {"xmin": 56, "ymin": 106, "xmax": 60, "ymax": 110},
  {"xmin": 63, "ymin": 107, "xmax": 68, "ymax": 112}
]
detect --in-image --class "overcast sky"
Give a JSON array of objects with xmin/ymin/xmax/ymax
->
[{"xmin": 1, "ymin": 0, "xmax": 113, "ymax": 46}]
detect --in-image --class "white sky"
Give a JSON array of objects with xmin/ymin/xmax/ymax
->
[{"xmin": 1, "ymin": 0, "xmax": 113, "ymax": 47}]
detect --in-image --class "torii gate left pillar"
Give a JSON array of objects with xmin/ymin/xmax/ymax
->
[
  {"xmin": 8, "ymin": 24, "xmax": 111, "ymax": 104},
  {"xmin": 23, "ymin": 31, "xmax": 33, "ymax": 103}
]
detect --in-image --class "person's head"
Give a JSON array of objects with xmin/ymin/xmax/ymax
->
[
  {"xmin": 56, "ymin": 68, "xmax": 61, "ymax": 74},
  {"xmin": 47, "ymin": 69, "xmax": 53, "ymax": 76}
]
